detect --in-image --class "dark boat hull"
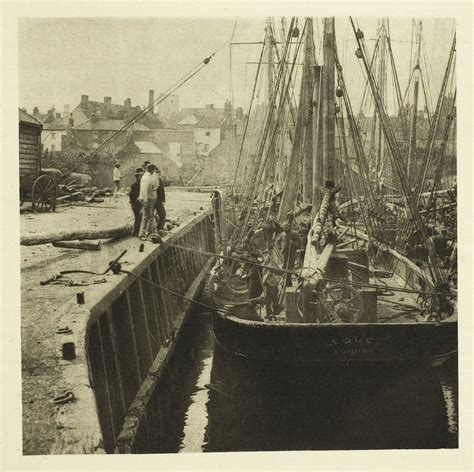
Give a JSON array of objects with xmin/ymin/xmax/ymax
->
[
  {"xmin": 212, "ymin": 311, "xmax": 457, "ymax": 367},
  {"xmin": 206, "ymin": 340, "xmax": 451, "ymax": 450}
]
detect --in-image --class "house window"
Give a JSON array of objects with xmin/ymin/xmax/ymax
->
[
  {"xmin": 92, "ymin": 131, "xmax": 99, "ymax": 139},
  {"xmin": 51, "ymin": 144, "xmax": 55, "ymax": 152},
  {"xmin": 205, "ymin": 131, "xmax": 211, "ymax": 136},
  {"xmin": 51, "ymin": 132, "xmax": 56, "ymax": 139}
]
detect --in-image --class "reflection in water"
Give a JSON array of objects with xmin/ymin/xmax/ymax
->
[
  {"xmin": 162, "ymin": 312, "xmax": 458, "ymax": 453},
  {"xmin": 178, "ymin": 357, "xmax": 212, "ymax": 452},
  {"xmin": 437, "ymin": 357, "xmax": 458, "ymax": 448},
  {"xmin": 205, "ymin": 345, "xmax": 449, "ymax": 451}
]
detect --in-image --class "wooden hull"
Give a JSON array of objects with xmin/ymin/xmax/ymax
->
[
  {"xmin": 212, "ymin": 311, "xmax": 457, "ymax": 367},
  {"xmin": 206, "ymin": 340, "xmax": 451, "ymax": 450}
]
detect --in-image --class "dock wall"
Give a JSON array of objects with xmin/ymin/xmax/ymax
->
[{"xmin": 51, "ymin": 210, "xmax": 215, "ymax": 454}]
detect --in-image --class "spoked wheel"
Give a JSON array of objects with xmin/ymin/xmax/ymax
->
[
  {"xmin": 32, "ymin": 175, "xmax": 57, "ymax": 212},
  {"xmin": 321, "ymin": 283, "xmax": 365, "ymax": 323}
]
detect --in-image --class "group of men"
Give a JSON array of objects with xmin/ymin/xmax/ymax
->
[{"xmin": 128, "ymin": 160, "xmax": 166, "ymax": 239}]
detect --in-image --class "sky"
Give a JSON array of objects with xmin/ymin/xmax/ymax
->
[{"xmin": 18, "ymin": 17, "xmax": 455, "ymax": 116}]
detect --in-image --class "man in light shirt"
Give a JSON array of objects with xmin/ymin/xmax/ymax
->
[
  {"xmin": 138, "ymin": 164, "xmax": 157, "ymax": 239},
  {"xmin": 113, "ymin": 162, "xmax": 122, "ymax": 196}
]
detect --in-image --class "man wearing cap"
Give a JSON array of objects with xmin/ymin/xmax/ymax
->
[
  {"xmin": 141, "ymin": 160, "xmax": 151, "ymax": 172},
  {"xmin": 153, "ymin": 167, "xmax": 167, "ymax": 232},
  {"xmin": 129, "ymin": 168, "xmax": 143, "ymax": 237},
  {"xmin": 113, "ymin": 162, "xmax": 122, "ymax": 196},
  {"xmin": 138, "ymin": 164, "xmax": 157, "ymax": 239}
]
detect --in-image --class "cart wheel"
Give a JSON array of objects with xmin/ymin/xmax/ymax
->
[{"xmin": 32, "ymin": 175, "xmax": 57, "ymax": 212}]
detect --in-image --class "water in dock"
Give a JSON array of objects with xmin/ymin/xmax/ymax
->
[{"xmin": 145, "ymin": 306, "xmax": 458, "ymax": 453}]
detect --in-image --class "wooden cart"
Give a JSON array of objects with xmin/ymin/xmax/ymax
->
[{"xmin": 19, "ymin": 109, "xmax": 57, "ymax": 212}]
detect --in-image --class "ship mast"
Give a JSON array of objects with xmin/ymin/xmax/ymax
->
[
  {"xmin": 375, "ymin": 19, "xmax": 387, "ymax": 190},
  {"xmin": 265, "ymin": 17, "xmax": 274, "ymax": 111},
  {"xmin": 407, "ymin": 20, "xmax": 423, "ymax": 189},
  {"xmin": 264, "ymin": 17, "xmax": 276, "ymax": 185},
  {"xmin": 301, "ymin": 17, "xmax": 337, "ymax": 281},
  {"xmin": 322, "ymin": 17, "xmax": 336, "ymax": 188},
  {"xmin": 302, "ymin": 19, "xmax": 317, "ymax": 205}
]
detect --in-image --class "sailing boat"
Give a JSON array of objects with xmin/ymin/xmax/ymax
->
[{"xmin": 206, "ymin": 17, "xmax": 457, "ymax": 369}]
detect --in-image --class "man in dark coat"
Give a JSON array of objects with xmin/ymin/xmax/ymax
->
[
  {"xmin": 129, "ymin": 168, "xmax": 143, "ymax": 236},
  {"xmin": 154, "ymin": 166, "xmax": 167, "ymax": 231}
]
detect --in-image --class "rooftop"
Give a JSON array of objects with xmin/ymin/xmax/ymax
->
[
  {"xmin": 75, "ymin": 95, "xmax": 142, "ymax": 120},
  {"xmin": 19, "ymin": 109, "xmax": 42, "ymax": 127},
  {"xmin": 195, "ymin": 115, "xmax": 224, "ymax": 129},
  {"xmin": 42, "ymin": 116, "xmax": 71, "ymax": 131},
  {"xmin": 168, "ymin": 105, "xmax": 224, "ymax": 127}
]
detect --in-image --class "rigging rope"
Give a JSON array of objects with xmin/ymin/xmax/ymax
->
[
  {"xmin": 230, "ymin": 42, "xmax": 266, "ymax": 193},
  {"xmin": 350, "ymin": 16, "xmax": 446, "ymax": 287},
  {"xmin": 237, "ymin": 17, "xmax": 304, "ymax": 244}
]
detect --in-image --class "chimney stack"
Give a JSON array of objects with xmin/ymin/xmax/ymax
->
[
  {"xmin": 63, "ymin": 104, "xmax": 70, "ymax": 115},
  {"xmin": 81, "ymin": 95, "xmax": 89, "ymax": 105},
  {"xmin": 33, "ymin": 106, "xmax": 39, "ymax": 116},
  {"xmin": 148, "ymin": 90, "xmax": 155, "ymax": 114},
  {"xmin": 124, "ymin": 98, "xmax": 131, "ymax": 108},
  {"xmin": 69, "ymin": 114, "xmax": 74, "ymax": 127},
  {"xmin": 104, "ymin": 97, "xmax": 112, "ymax": 105},
  {"xmin": 56, "ymin": 112, "xmax": 61, "ymax": 119}
]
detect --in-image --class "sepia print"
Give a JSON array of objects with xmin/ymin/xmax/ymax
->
[{"xmin": 17, "ymin": 14, "xmax": 458, "ymax": 456}]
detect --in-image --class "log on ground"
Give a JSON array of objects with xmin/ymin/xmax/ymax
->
[
  {"xmin": 91, "ymin": 188, "xmax": 113, "ymax": 197},
  {"xmin": 56, "ymin": 192, "xmax": 83, "ymax": 202},
  {"xmin": 52, "ymin": 240, "xmax": 103, "ymax": 250},
  {"xmin": 21, "ymin": 224, "xmax": 132, "ymax": 246}
]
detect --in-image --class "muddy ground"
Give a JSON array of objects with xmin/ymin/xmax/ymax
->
[{"xmin": 20, "ymin": 188, "xmax": 211, "ymax": 455}]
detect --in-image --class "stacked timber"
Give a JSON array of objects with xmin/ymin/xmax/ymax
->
[{"xmin": 56, "ymin": 182, "xmax": 114, "ymax": 205}]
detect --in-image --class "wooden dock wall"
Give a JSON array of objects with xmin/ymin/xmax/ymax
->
[{"xmin": 51, "ymin": 210, "xmax": 215, "ymax": 454}]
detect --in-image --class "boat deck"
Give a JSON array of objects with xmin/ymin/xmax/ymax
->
[{"xmin": 216, "ymin": 271, "xmax": 425, "ymax": 325}]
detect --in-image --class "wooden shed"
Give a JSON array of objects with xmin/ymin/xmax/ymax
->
[
  {"xmin": 19, "ymin": 109, "xmax": 58, "ymax": 211},
  {"xmin": 19, "ymin": 109, "xmax": 42, "ymax": 185}
]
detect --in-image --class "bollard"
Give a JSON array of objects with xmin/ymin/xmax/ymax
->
[
  {"xmin": 139, "ymin": 243, "xmax": 145, "ymax": 252},
  {"xmin": 62, "ymin": 342, "xmax": 76, "ymax": 360},
  {"xmin": 76, "ymin": 292, "xmax": 85, "ymax": 304}
]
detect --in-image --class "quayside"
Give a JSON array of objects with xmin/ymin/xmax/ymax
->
[{"xmin": 47, "ymin": 210, "xmax": 216, "ymax": 454}]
